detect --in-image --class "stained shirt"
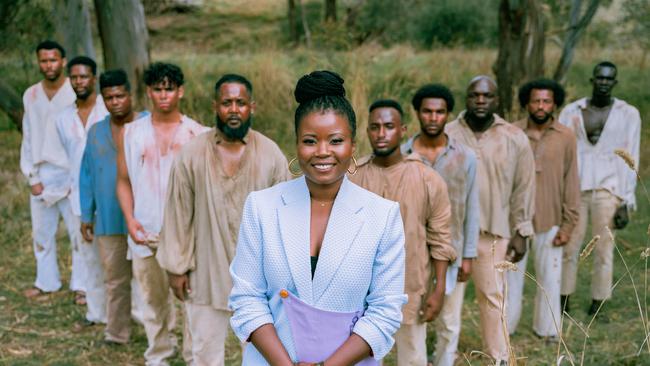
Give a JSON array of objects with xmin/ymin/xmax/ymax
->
[
  {"xmin": 446, "ymin": 112, "xmax": 535, "ymax": 239},
  {"xmin": 123, "ymin": 114, "xmax": 209, "ymax": 259},
  {"xmin": 558, "ymin": 97, "xmax": 641, "ymax": 209},
  {"xmin": 79, "ymin": 112, "xmax": 149, "ymax": 235},
  {"xmin": 349, "ymin": 154, "xmax": 456, "ymax": 324},
  {"xmin": 20, "ymin": 79, "xmax": 75, "ymax": 186},
  {"xmin": 513, "ymin": 118, "xmax": 580, "ymax": 236},
  {"xmin": 402, "ymin": 134, "xmax": 479, "ymax": 292},
  {"xmin": 53, "ymin": 96, "xmax": 109, "ymax": 216},
  {"xmin": 156, "ymin": 128, "xmax": 290, "ymax": 311}
]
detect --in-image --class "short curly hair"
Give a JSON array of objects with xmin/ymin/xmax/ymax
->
[
  {"xmin": 369, "ymin": 99, "xmax": 404, "ymax": 117},
  {"xmin": 411, "ymin": 84, "xmax": 455, "ymax": 112},
  {"xmin": 143, "ymin": 62, "xmax": 184, "ymax": 87},
  {"xmin": 518, "ymin": 78, "xmax": 565, "ymax": 108}
]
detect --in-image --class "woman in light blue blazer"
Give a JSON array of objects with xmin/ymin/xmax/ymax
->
[{"xmin": 229, "ymin": 71, "xmax": 407, "ymax": 365}]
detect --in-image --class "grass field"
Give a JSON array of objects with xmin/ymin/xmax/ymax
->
[{"xmin": 1, "ymin": 1, "xmax": 649, "ymax": 365}]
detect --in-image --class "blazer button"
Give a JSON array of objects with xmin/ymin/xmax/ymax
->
[{"xmin": 280, "ymin": 289, "xmax": 289, "ymax": 298}]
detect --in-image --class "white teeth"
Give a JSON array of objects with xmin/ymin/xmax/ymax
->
[{"xmin": 314, "ymin": 164, "xmax": 333, "ymax": 170}]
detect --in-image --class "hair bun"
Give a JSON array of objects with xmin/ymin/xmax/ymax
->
[{"xmin": 294, "ymin": 70, "xmax": 346, "ymax": 104}]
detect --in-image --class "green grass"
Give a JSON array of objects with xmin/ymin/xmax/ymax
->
[{"xmin": 1, "ymin": 1, "xmax": 650, "ymax": 364}]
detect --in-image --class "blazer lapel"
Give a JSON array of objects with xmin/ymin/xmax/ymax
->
[
  {"xmin": 278, "ymin": 177, "xmax": 314, "ymax": 303},
  {"xmin": 312, "ymin": 177, "xmax": 365, "ymax": 303}
]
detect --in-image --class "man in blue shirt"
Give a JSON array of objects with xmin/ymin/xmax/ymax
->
[{"xmin": 79, "ymin": 69, "xmax": 146, "ymax": 344}]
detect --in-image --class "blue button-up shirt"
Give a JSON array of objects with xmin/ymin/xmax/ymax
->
[
  {"xmin": 79, "ymin": 112, "xmax": 147, "ymax": 235},
  {"xmin": 402, "ymin": 134, "xmax": 479, "ymax": 292}
]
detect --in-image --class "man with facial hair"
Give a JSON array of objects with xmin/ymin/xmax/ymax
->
[
  {"xmin": 46, "ymin": 56, "xmax": 109, "ymax": 323},
  {"xmin": 157, "ymin": 74, "xmax": 289, "ymax": 365},
  {"xmin": 506, "ymin": 79, "xmax": 579, "ymax": 341},
  {"xmin": 20, "ymin": 40, "xmax": 78, "ymax": 300}
]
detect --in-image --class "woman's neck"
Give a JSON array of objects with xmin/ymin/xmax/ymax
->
[{"xmin": 306, "ymin": 176, "xmax": 344, "ymax": 202}]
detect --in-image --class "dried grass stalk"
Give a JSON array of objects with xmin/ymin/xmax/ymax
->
[
  {"xmin": 579, "ymin": 235, "xmax": 600, "ymax": 261},
  {"xmin": 614, "ymin": 149, "xmax": 637, "ymax": 172},
  {"xmin": 494, "ymin": 261, "xmax": 518, "ymax": 272}
]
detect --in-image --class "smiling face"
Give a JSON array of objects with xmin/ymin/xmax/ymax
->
[
  {"xmin": 147, "ymin": 79, "xmax": 184, "ymax": 114},
  {"xmin": 367, "ymin": 107, "xmax": 405, "ymax": 157},
  {"xmin": 297, "ymin": 111, "xmax": 355, "ymax": 188},
  {"xmin": 69, "ymin": 64, "xmax": 96, "ymax": 100}
]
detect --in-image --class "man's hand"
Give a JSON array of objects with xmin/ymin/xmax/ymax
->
[
  {"xmin": 457, "ymin": 258, "xmax": 473, "ymax": 282},
  {"xmin": 30, "ymin": 183, "xmax": 44, "ymax": 196},
  {"xmin": 552, "ymin": 231, "xmax": 570, "ymax": 247},
  {"xmin": 169, "ymin": 273, "xmax": 191, "ymax": 301},
  {"xmin": 613, "ymin": 204, "xmax": 630, "ymax": 230},
  {"xmin": 127, "ymin": 218, "xmax": 146, "ymax": 245},
  {"xmin": 506, "ymin": 232, "xmax": 528, "ymax": 263},
  {"xmin": 80, "ymin": 222, "xmax": 94, "ymax": 243},
  {"xmin": 421, "ymin": 289, "xmax": 445, "ymax": 322}
]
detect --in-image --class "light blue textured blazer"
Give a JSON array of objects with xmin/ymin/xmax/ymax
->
[{"xmin": 229, "ymin": 176, "xmax": 407, "ymax": 364}]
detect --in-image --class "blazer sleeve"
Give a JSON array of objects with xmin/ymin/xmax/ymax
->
[
  {"xmin": 229, "ymin": 192, "xmax": 275, "ymax": 342},
  {"xmin": 352, "ymin": 201, "xmax": 407, "ymax": 360}
]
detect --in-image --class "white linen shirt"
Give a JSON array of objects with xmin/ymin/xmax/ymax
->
[
  {"xmin": 54, "ymin": 96, "xmax": 108, "ymax": 216},
  {"xmin": 123, "ymin": 114, "xmax": 209, "ymax": 258},
  {"xmin": 20, "ymin": 79, "xmax": 75, "ymax": 186},
  {"xmin": 558, "ymin": 97, "xmax": 641, "ymax": 209}
]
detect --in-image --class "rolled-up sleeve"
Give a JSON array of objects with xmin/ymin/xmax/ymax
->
[
  {"xmin": 509, "ymin": 133, "xmax": 536, "ymax": 237},
  {"xmin": 463, "ymin": 154, "xmax": 479, "ymax": 258},
  {"xmin": 229, "ymin": 193, "xmax": 274, "ymax": 342},
  {"xmin": 157, "ymin": 156, "xmax": 196, "ymax": 275},
  {"xmin": 425, "ymin": 175, "xmax": 456, "ymax": 262},
  {"xmin": 79, "ymin": 139, "xmax": 95, "ymax": 224},
  {"xmin": 353, "ymin": 202, "xmax": 407, "ymax": 360}
]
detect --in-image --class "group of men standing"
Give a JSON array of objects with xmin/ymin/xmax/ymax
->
[{"xmin": 19, "ymin": 38, "xmax": 641, "ymax": 366}]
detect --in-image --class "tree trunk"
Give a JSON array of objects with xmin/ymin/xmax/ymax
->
[
  {"xmin": 298, "ymin": 0, "xmax": 312, "ymax": 48},
  {"xmin": 288, "ymin": 0, "xmax": 299, "ymax": 45},
  {"xmin": 0, "ymin": 78, "xmax": 24, "ymax": 132},
  {"xmin": 553, "ymin": 0, "xmax": 600, "ymax": 83},
  {"xmin": 494, "ymin": 0, "xmax": 545, "ymax": 119},
  {"xmin": 94, "ymin": 0, "xmax": 151, "ymax": 109},
  {"xmin": 51, "ymin": 0, "xmax": 96, "ymax": 60},
  {"xmin": 325, "ymin": 0, "xmax": 337, "ymax": 22}
]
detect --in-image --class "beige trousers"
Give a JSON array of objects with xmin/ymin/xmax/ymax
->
[
  {"xmin": 561, "ymin": 190, "xmax": 619, "ymax": 300},
  {"xmin": 97, "ymin": 235, "xmax": 132, "ymax": 343},
  {"xmin": 185, "ymin": 302, "xmax": 231, "ymax": 366},
  {"xmin": 433, "ymin": 281, "xmax": 467, "ymax": 366},
  {"xmin": 133, "ymin": 254, "xmax": 176, "ymax": 366},
  {"xmin": 506, "ymin": 226, "xmax": 562, "ymax": 337},
  {"xmin": 394, "ymin": 322, "xmax": 427, "ymax": 365},
  {"xmin": 473, "ymin": 234, "xmax": 509, "ymax": 362}
]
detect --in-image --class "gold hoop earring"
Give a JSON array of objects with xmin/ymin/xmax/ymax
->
[
  {"xmin": 347, "ymin": 156, "xmax": 358, "ymax": 175},
  {"xmin": 288, "ymin": 157, "xmax": 303, "ymax": 177}
]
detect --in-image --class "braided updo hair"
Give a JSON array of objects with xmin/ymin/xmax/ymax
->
[{"xmin": 294, "ymin": 70, "xmax": 357, "ymax": 139}]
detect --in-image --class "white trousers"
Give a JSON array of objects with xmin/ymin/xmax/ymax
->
[
  {"xmin": 29, "ymin": 195, "xmax": 86, "ymax": 292},
  {"xmin": 185, "ymin": 302, "xmax": 231, "ymax": 366},
  {"xmin": 433, "ymin": 281, "xmax": 466, "ymax": 366},
  {"xmin": 82, "ymin": 235, "xmax": 106, "ymax": 323},
  {"xmin": 506, "ymin": 226, "xmax": 562, "ymax": 337}
]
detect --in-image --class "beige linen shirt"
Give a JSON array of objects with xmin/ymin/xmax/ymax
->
[
  {"xmin": 447, "ymin": 112, "xmax": 535, "ymax": 239},
  {"xmin": 157, "ymin": 128, "xmax": 290, "ymax": 311},
  {"xmin": 349, "ymin": 154, "xmax": 456, "ymax": 324},
  {"xmin": 514, "ymin": 118, "xmax": 580, "ymax": 236}
]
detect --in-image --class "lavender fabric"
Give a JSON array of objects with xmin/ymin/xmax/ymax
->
[{"xmin": 282, "ymin": 290, "xmax": 378, "ymax": 365}]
